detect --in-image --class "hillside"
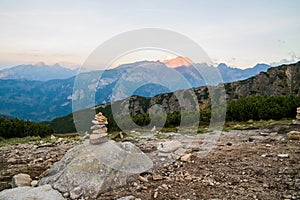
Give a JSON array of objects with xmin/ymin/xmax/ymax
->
[
  {"xmin": 49, "ymin": 61, "xmax": 300, "ymax": 133},
  {"xmin": 0, "ymin": 60, "xmax": 271, "ymax": 122}
]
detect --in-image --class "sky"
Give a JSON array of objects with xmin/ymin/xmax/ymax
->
[{"xmin": 0, "ymin": 0, "xmax": 300, "ymax": 69}]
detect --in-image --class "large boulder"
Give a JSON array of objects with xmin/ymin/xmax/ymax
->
[
  {"xmin": 39, "ymin": 140, "xmax": 152, "ymax": 199},
  {"xmin": 0, "ymin": 184, "xmax": 64, "ymax": 200}
]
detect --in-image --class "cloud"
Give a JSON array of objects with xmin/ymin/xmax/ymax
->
[{"xmin": 270, "ymin": 52, "xmax": 300, "ymax": 66}]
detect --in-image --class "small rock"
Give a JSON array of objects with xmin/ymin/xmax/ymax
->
[
  {"xmin": 57, "ymin": 138, "xmax": 64, "ymax": 143},
  {"xmin": 30, "ymin": 180, "xmax": 38, "ymax": 187},
  {"xmin": 151, "ymin": 126, "xmax": 156, "ymax": 132},
  {"xmin": 92, "ymin": 120, "xmax": 101, "ymax": 125},
  {"xmin": 157, "ymin": 140, "xmax": 182, "ymax": 153},
  {"xmin": 50, "ymin": 135, "xmax": 56, "ymax": 143},
  {"xmin": 283, "ymin": 194, "xmax": 292, "ymax": 199},
  {"xmin": 174, "ymin": 148, "xmax": 186, "ymax": 156},
  {"xmin": 180, "ymin": 153, "xmax": 192, "ymax": 162},
  {"xmin": 249, "ymin": 136, "xmax": 265, "ymax": 141},
  {"xmin": 117, "ymin": 195, "xmax": 136, "ymax": 200},
  {"xmin": 185, "ymin": 176, "xmax": 193, "ymax": 182},
  {"xmin": 89, "ymin": 133, "xmax": 109, "ymax": 145},
  {"xmin": 161, "ymin": 184, "xmax": 168, "ymax": 189},
  {"xmin": 92, "ymin": 128, "xmax": 108, "ymax": 134},
  {"xmin": 157, "ymin": 152, "xmax": 171, "ymax": 157},
  {"xmin": 7, "ymin": 157, "xmax": 17, "ymax": 164},
  {"xmin": 152, "ymin": 175, "xmax": 164, "ymax": 181},
  {"xmin": 277, "ymin": 154, "xmax": 289, "ymax": 158},
  {"xmin": 261, "ymin": 154, "xmax": 272, "ymax": 157},
  {"xmin": 90, "ymin": 124, "xmax": 105, "ymax": 130},
  {"xmin": 171, "ymin": 153, "xmax": 181, "ymax": 160},
  {"xmin": 133, "ymin": 182, "xmax": 138, "ymax": 187},
  {"xmin": 153, "ymin": 191, "xmax": 158, "ymax": 198},
  {"xmin": 287, "ymin": 131, "xmax": 300, "ymax": 140},
  {"xmin": 138, "ymin": 176, "xmax": 148, "ymax": 183},
  {"xmin": 260, "ymin": 132, "xmax": 269, "ymax": 136},
  {"xmin": 63, "ymin": 192, "xmax": 69, "ymax": 198},
  {"xmin": 70, "ymin": 186, "xmax": 82, "ymax": 199},
  {"xmin": 269, "ymin": 132, "xmax": 278, "ymax": 136},
  {"xmin": 12, "ymin": 173, "xmax": 32, "ymax": 188},
  {"xmin": 141, "ymin": 186, "xmax": 147, "ymax": 190},
  {"xmin": 0, "ymin": 184, "xmax": 64, "ymax": 200}
]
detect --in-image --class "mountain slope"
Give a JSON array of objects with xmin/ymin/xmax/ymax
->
[
  {"xmin": 0, "ymin": 60, "xmax": 273, "ymax": 122},
  {"xmin": 48, "ymin": 61, "xmax": 300, "ymax": 133},
  {"xmin": 0, "ymin": 63, "xmax": 77, "ymax": 81}
]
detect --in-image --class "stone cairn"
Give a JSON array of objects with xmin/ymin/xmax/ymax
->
[
  {"xmin": 90, "ymin": 112, "xmax": 109, "ymax": 145},
  {"xmin": 294, "ymin": 107, "xmax": 300, "ymax": 125}
]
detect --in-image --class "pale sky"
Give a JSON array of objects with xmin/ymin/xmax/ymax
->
[{"xmin": 0, "ymin": 0, "xmax": 299, "ymax": 69}]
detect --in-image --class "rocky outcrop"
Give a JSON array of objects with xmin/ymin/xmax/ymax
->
[
  {"xmin": 39, "ymin": 140, "xmax": 152, "ymax": 199},
  {"xmin": 0, "ymin": 184, "xmax": 65, "ymax": 200},
  {"xmin": 112, "ymin": 61, "xmax": 300, "ymax": 116},
  {"xmin": 225, "ymin": 62, "xmax": 300, "ymax": 99}
]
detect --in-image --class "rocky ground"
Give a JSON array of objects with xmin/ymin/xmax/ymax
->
[
  {"xmin": 0, "ymin": 124, "xmax": 300, "ymax": 200},
  {"xmin": 0, "ymin": 140, "xmax": 80, "ymax": 191}
]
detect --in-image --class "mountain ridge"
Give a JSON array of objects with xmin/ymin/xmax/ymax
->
[
  {"xmin": 48, "ymin": 61, "xmax": 300, "ymax": 133},
  {"xmin": 0, "ymin": 63, "xmax": 77, "ymax": 81},
  {"xmin": 0, "ymin": 59, "xmax": 278, "ymax": 122}
]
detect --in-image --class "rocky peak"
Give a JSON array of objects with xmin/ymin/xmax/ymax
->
[{"xmin": 162, "ymin": 56, "xmax": 193, "ymax": 68}]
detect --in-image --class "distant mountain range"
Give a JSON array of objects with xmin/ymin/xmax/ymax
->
[
  {"xmin": 216, "ymin": 63, "xmax": 271, "ymax": 82},
  {"xmin": 0, "ymin": 62, "xmax": 77, "ymax": 81},
  {"xmin": 0, "ymin": 58, "xmax": 272, "ymax": 122},
  {"xmin": 49, "ymin": 61, "xmax": 300, "ymax": 133}
]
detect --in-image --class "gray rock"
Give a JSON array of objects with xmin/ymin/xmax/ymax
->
[
  {"xmin": 277, "ymin": 154, "xmax": 289, "ymax": 158},
  {"xmin": 287, "ymin": 131, "xmax": 300, "ymax": 140},
  {"xmin": 89, "ymin": 133, "xmax": 109, "ymax": 144},
  {"xmin": 39, "ymin": 140, "xmax": 152, "ymax": 199},
  {"xmin": 157, "ymin": 140, "xmax": 182, "ymax": 153},
  {"xmin": 0, "ymin": 184, "xmax": 64, "ymax": 200},
  {"xmin": 117, "ymin": 195, "xmax": 136, "ymax": 200},
  {"xmin": 30, "ymin": 180, "xmax": 38, "ymax": 187},
  {"xmin": 12, "ymin": 173, "xmax": 32, "ymax": 188},
  {"xmin": 260, "ymin": 132, "xmax": 269, "ymax": 136}
]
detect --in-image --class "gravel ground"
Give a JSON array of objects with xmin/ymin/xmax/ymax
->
[{"xmin": 1, "ymin": 125, "xmax": 299, "ymax": 200}]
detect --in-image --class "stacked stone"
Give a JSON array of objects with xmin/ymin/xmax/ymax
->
[{"xmin": 90, "ymin": 112, "xmax": 109, "ymax": 145}]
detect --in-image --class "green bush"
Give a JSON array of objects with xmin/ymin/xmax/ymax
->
[
  {"xmin": 226, "ymin": 95, "xmax": 300, "ymax": 122},
  {"xmin": 0, "ymin": 117, "xmax": 53, "ymax": 138}
]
